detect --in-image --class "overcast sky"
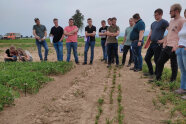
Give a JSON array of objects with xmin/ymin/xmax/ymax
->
[{"xmin": 0, "ymin": 0, "xmax": 185, "ymax": 36}]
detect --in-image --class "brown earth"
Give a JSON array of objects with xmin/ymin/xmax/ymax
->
[{"xmin": 0, "ymin": 46, "xmax": 180, "ymax": 124}]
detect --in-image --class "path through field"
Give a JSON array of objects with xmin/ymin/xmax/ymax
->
[{"xmin": 0, "ymin": 47, "xmax": 172, "ymax": 124}]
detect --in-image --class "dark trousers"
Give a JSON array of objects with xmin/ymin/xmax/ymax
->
[
  {"xmin": 145, "ymin": 43, "xmax": 162, "ymax": 75},
  {"xmin": 107, "ymin": 43, "xmax": 119, "ymax": 65},
  {"xmin": 156, "ymin": 46, "xmax": 178, "ymax": 81},
  {"xmin": 122, "ymin": 45, "xmax": 133, "ymax": 65}
]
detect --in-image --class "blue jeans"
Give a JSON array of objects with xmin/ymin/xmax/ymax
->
[
  {"xmin": 53, "ymin": 41, "xmax": 63, "ymax": 61},
  {"xmin": 36, "ymin": 40, "xmax": 49, "ymax": 61},
  {"xmin": 131, "ymin": 41, "xmax": 143, "ymax": 70},
  {"xmin": 107, "ymin": 43, "xmax": 119, "ymax": 65},
  {"xmin": 84, "ymin": 41, "xmax": 95, "ymax": 63},
  {"xmin": 176, "ymin": 48, "xmax": 186, "ymax": 90},
  {"xmin": 66, "ymin": 42, "xmax": 79, "ymax": 63},
  {"xmin": 101, "ymin": 40, "xmax": 107, "ymax": 60}
]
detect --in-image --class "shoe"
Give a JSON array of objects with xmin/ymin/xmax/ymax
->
[
  {"xmin": 89, "ymin": 61, "xmax": 93, "ymax": 65},
  {"xmin": 105, "ymin": 60, "xmax": 107, "ymax": 63},
  {"xmin": 120, "ymin": 63, "xmax": 124, "ymax": 66},
  {"xmin": 107, "ymin": 65, "xmax": 111, "ymax": 68},
  {"xmin": 76, "ymin": 62, "xmax": 80, "ymax": 65},
  {"xmin": 82, "ymin": 62, "xmax": 87, "ymax": 65},
  {"xmin": 143, "ymin": 73, "xmax": 153, "ymax": 77},
  {"xmin": 127, "ymin": 64, "xmax": 131, "ymax": 67},
  {"xmin": 134, "ymin": 68, "xmax": 138, "ymax": 72},
  {"xmin": 174, "ymin": 88, "xmax": 186, "ymax": 95},
  {"xmin": 101, "ymin": 59, "xmax": 105, "ymax": 62},
  {"xmin": 130, "ymin": 67, "xmax": 135, "ymax": 70},
  {"xmin": 148, "ymin": 79, "xmax": 155, "ymax": 83},
  {"xmin": 138, "ymin": 69, "xmax": 142, "ymax": 71},
  {"xmin": 116, "ymin": 64, "xmax": 119, "ymax": 67}
]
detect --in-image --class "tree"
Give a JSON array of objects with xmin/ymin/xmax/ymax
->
[{"xmin": 72, "ymin": 9, "xmax": 84, "ymax": 32}]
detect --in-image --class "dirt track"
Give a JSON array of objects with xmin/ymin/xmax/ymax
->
[{"xmin": 0, "ymin": 47, "xmax": 174, "ymax": 124}]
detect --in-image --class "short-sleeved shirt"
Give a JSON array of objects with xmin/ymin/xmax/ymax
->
[
  {"xmin": 124, "ymin": 26, "xmax": 133, "ymax": 46},
  {"xmin": 64, "ymin": 26, "xmax": 78, "ymax": 42},
  {"xmin": 150, "ymin": 19, "xmax": 169, "ymax": 42},
  {"xmin": 130, "ymin": 19, "xmax": 145, "ymax": 41},
  {"xmin": 50, "ymin": 26, "xmax": 64, "ymax": 43},
  {"xmin": 5, "ymin": 49, "xmax": 12, "ymax": 57},
  {"xmin": 107, "ymin": 25, "xmax": 120, "ymax": 43},
  {"xmin": 33, "ymin": 24, "xmax": 47, "ymax": 38},
  {"xmin": 85, "ymin": 25, "xmax": 96, "ymax": 41},
  {"xmin": 167, "ymin": 17, "xmax": 186, "ymax": 47},
  {"xmin": 99, "ymin": 26, "xmax": 108, "ymax": 41}
]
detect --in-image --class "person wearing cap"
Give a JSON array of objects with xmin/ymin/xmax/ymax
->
[
  {"xmin": 50, "ymin": 18, "xmax": 64, "ymax": 61},
  {"xmin": 33, "ymin": 18, "xmax": 49, "ymax": 61}
]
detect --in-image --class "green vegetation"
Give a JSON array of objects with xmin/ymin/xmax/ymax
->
[
  {"xmin": 95, "ymin": 98, "xmax": 104, "ymax": 124},
  {"xmin": 0, "ymin": 62, "xmax": 73, "ymax": 111},
  {"xmin": 117, "ymin": 84, "xmax": 124, "ymax": 124},
  {"xmin": 142, "ymin": 64, "xmax": 186, "ymax": 118}
]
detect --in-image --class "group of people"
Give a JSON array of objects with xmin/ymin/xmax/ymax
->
[
  {"xmin": 4, "ymin": 46, "xmax": 33, "ymax": 62},
  {"xmin": 4, "ymin": 3, "xmax": 186, "ymax": 99}
]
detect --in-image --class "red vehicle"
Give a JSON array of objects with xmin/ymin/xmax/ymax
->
[{"xmin": 3, "ymin": 33, "xmax": 21, "ymax": 40}]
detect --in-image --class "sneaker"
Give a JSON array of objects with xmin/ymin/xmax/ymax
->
[
  {"xmin": 82, "ymin": 62, "xmax": 87, "ymax": 65},
  {"xmin": 105, "ymin": 60, "xmax": 107, "ymax": 63},
  {"xmin": 89, "ymin": 61, "xmax": 93, "ymax": 65},
  {"xmin": 107, "ymin": 65, "xmax": 111, "ymax": 68},
  {"xmin": 127, "ymin": 63, "xmax": 131, "ymax": 67},
  {"xmin": 116, "ymin": 64, "xmax": 119, "ymax": 67},
  {"xmin": 134, "ymin": 68, "xmax": 138, "ymax": 72},
  {"xmin": 76, "ymin": 62, "xmax": 80, "ymax": 65},
  {"xmin": 130, "ymin": 67, "xmax": 135, "ymax": 70},
  {"xmin": 101, "ymin": 59, "xmax": 105, "ymax": 62},
  {"xmin": 174, "ymin": 88, "xmax": 186, "ymax": 95},
  {"xmin": 148, "ymin": 79, "xmax": 155, "ymax": 83},
  {"xmin": 143, "ymin": 73, "xmax": 153, "ymax": 77}
]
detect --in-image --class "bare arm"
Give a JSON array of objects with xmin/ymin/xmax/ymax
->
[
  {"xmin": 33, "ymin": 30, "xmax": 40, "ymax": 40},
  {"xmin": 64, "ymin": 31, "xmax": 73, "ymax": 36},
  {"xmin": 139, "ymin": 30, "xmax": 144, "ymax": 41},
  {"xmin": 59, "ymin": 34, "xmax": 65, "ymax": 42},
  {"xmin": 122, "ymin": 36, "xmax": 127, "ymax": 44}
]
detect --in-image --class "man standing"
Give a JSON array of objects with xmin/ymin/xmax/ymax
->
[
  {"xmin": 107, "ymin": 17, "xmax": 120, "ymax": 67},
  {"xmin": 156, "ymin": 4, "xmax": 185, "ymax": 82},
  {"xmin": 33, "ymin": 18, "xmax": 49, "ymax": 61},
  {"xmin": 121, "ymin": 18, "xmax": 135, "ymax": 67},
  {"xmin": 144, "ymin": 9, "xmax": 169, "ymax": 76},
  {"xmin": 64, "ymin": 18, "xmax": 79, "ymax": 64},
  {"xmin": 50, "ymin": 18, "xmax": 64, "ymax": 61},
  {"xmin": 130, "ymin": 13, "xmax": 145, "ymax": 72},
  {"xmin": 83, "ymin": 18, "xmax": 96, "ymax": 65},
  {"xmin": 99, "ymin": 20, "xmax": 108, "ymax": 63}
]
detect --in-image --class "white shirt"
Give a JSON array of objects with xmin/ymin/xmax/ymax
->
[{"xmin": 178, "ymin": 22, "xmax": 186, "ymax": 47}]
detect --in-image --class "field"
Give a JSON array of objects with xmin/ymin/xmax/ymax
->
[{"xmin": 0, "ymin": 38, "xmax": 185, "ymax": 124}]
